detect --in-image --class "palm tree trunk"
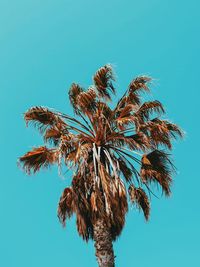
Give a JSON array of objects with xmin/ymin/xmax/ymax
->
[{"xmin": 93, "ymin": 219, "xmax": 115, "ymax": 267}]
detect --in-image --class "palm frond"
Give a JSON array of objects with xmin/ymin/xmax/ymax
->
[
  {"xmin": 107, "ymin": 132, "xmax": 149, "ymax": 151},
  {"xmin": 77, "ymin": 87, "xmax": 97, "ymax": 115},
  {"xmin": 24, "ymin": 106, "xmax": 66, "ymax": 133},
  {"xmin": 68, "ymin": 83, "xmax": 84, "ymax": 114},
  {"xmin": 19, "ymin": 146, "xmax": 58, "ymax": 174},
  {"xmin": 136, "ymin": 101, "xmax": 165, "ymax": 121},
  {"xmin": 93, "ymin": 64, "xmax": 115, "ymax": 100},
  {"xmin": 129, "ymin": 76, "xmax": 152, "ymax": 92},
  {"xmin": 140, "ymin": 150, "xmax": 175, "ymax": 196},
  {"xmin": 128, "ymin": 185, "xmax": 150, "ymax": 220},
  {"xmin": 57, "ymin": 187, "xmax": 74, "ymax": 226},
  {"xmin": 118, "ymin": 158, "xmax": 132, "ymax": 182},
  {"xmin": 140, "ymin": 118, "xmax": 183, "ymax": 149},
  {"xmin": 44, "ymin": 127, "xmax": 62, "ymax": 145},
  {"xmin": 153, "ymin": 119, "xmax": 184, "ymax": 139}
]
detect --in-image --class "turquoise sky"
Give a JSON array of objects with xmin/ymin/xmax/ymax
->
[{"xmin": 0, "ymin": 0, "xmax": 199, "ymax": 266}]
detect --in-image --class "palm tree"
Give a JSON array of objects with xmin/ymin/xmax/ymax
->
[{"xmin": 19, "ymin": 65, "xmax": 182, "ymax": 267}]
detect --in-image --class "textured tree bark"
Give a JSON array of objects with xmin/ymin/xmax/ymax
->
[{"xmin": 93, "ymin": 219, "xmax": 115, "ymax": 267}]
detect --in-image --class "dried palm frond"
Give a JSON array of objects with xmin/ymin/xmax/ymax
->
[
  {"xmin": 19, "ymin": 146, "xmax": 58, "ymax": 174},
  {"xmin": 140, "ymin": 118, "xmax": 183, "ymax": 149},
  {"xmin": 125, "ymin": 76, "xmax": 152, "ymax": 105},
  {"xmin": 107, "ymin": 132, "xmax": 149, "ymax": 151},
  {"xmin": 24, "ymin": 106, "xmax": 66, "ymax": 133},
  {"xmin": 140, "ymin": 150, "xmax": 175, "ymax": 195},
  {"xmin": 93, "ymin": 64, "xmax": 115, "ymax": 100},
  {"xmin": 57, "ymin": 187, "xmax": 74, "ymax": 226},
  {"xmin": 129, "ymin": 76, "xmax": 152, "ymax": 92},
  {"xmin": 109, "ymin": 178, "xmax": 128, "ymax": 240},
  {"xmin": 44, "ymin": 127, "xmax": 62, "ymax": 145},
  {"xmin": 128, "ymin": 185, "xmax": 150, "ymax": 220},
  {"xmin": 125, "ymin": 133, "xmax": 150, "ymax": 150},
  {"xmin": 68, "ymin": 83, "xmax": 84, "ymax": 114},
  {"xmin": 152, "ymin": 119, "xmax": 184, "ymax": 139},
  {"xmin": 118, "ymin": 158, "xmax": 132, "ymax": 182},
  {"xmin": 77, "ymin": 87, "xmax": 97, "ymax": 114},
  {"xmin": 96, "ymin": 102, "xmax": 113, "ymax": 120},
  {"xmin": 136, "ymin": 101, "xmax": 165, "ymax": 121}
]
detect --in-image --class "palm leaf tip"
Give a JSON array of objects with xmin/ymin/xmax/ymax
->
[
  {"xmin": 19, "ymin": 146, "xmax": 58, "ymax": 174},
  {"xmin": 128, "ymin": 185, "xmax": 150, "ymax": 220},
  {"xmin": 57, "ymin": 187, "xmax": 74, "ymax": 226},
  {"xmin": 129, "ymin": 76, "xmax": 152, "ymax": 92},
  {"xmin": 93, "ymin": 64, "xmax": 116, "ymax": 100},
  {"xmin": 68, "ymin": 83, "xmax": 84, "ymax": 114}
]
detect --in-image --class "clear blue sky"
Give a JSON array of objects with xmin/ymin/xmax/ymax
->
[{"xmin": 0, "ymin": 0, "xmax": 199, "ymax": 266}]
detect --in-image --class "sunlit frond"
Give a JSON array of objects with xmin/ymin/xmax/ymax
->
[
  {"xmin": 93, "ymin": 64, "xmax": 115, "ymax": 100},
  {"xmin": 19, "ymin": 146, "xmax": 58, "ymax": 174},
  {"xmin": 129, "ymin": 76, "xmax": 152, "ymax": 92},
  {"xmin": 24, "ymin": 106, "xmax": 66, "ymax": 133}
]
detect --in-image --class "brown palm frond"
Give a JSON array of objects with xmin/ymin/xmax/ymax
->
[
  {"xmin": 114, "ymin": 149, "xmax": 140, "ymax": 183},
  {"xmin": 152, "ymin": 119, "xmax": 184, "ymax": 139},
  {"xmin": 129, "ymin": 76, "xmax": 152, "ymax": 92},
  {"xmin": 44, "ymin": 127, "xmax": 62, "ymax": 145},
  {"xmin": 76, "ymin": 213, "xmax": 93, "ymax": 241},
  {"xmin": 109, "ymin": 178, "xmax": 128, "ymax": 240},
  {"xmin": 114, "ymin": 76, "xmax": 150, "ymax": 115},
  {"xmin": 71, "ymin": 174, "xmax": 94, "ymax": 241},
  {"xmin": 115, "ymin": 115, "xmax": 139, "ymax": 131},
  {"xmin": 140, "ymin": 118, "xmax": 183, "ymax": 149},
  {"xmin": 96, "ymin": 102, "xmax": 113, "ymax": 120},
  {"xmin": 128, "ymin": 184, "xmax": 136, "ymax": 202},
  {"xmin": 107, "ymin": 132, "xmax": 148, "ymax": 151},
  {"xmin": 77, "ymin": 87, "xmax": 97, "ymax": 114},
  {"xmin": 128, "ymin": 185, "xmax": 150, "ymax": 220},
  {"xmin": 127, "ymin": 91, "xmax": 141, "ymax": 105},
  {"xmin": 72, "ymin": 143, "xmax": 93, "ymax": 165},
  {"xmin": 68, "ymin": 83, "xmax": 84, "ymax": 114},
  {"xmin": 125, "ymin": 132, "xmax": 150, "ymax": 150},
  {"xmin": 24, "ymin": 106, "xmax": 66, "ymax": 133},
  {"xmin": 114, "ymin": 96, "xmax": 128, "ymax": 113},
  {"xmin": 140, "ymin": 150, "xmax": 175, "ymax": 196},
  {"xmin": 114, "ymin": 103, "xmax": 143, "ymax": 131},
  {"xmin": 136, "ymin": 101, "xmax": 165, "ymax": 121},
  {"xmin": 19, "ymin": 146, "xmax": 58, "ymax": 174},
  {"xmin": 139, "ymin": 121, "xmax": 172, "ymax": 149},
  {"xmin": 93, "ymin": 64, "xmax": 115, "ymax": 100},
  {"xmin": 118, "ymin": 158, "xmax": 132, "ymax": 182},
  {"xmin": 57, "ymin": 187, "xmax": 74, "ymax": 226},
  {"xmin": 117, "ymin": 104, "xmax": 137, "ymax": 118}
]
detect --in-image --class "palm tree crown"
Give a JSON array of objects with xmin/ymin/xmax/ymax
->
[{"xmin": 19, "ymin": 64, "xmax": 183, "ymax": 243}]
